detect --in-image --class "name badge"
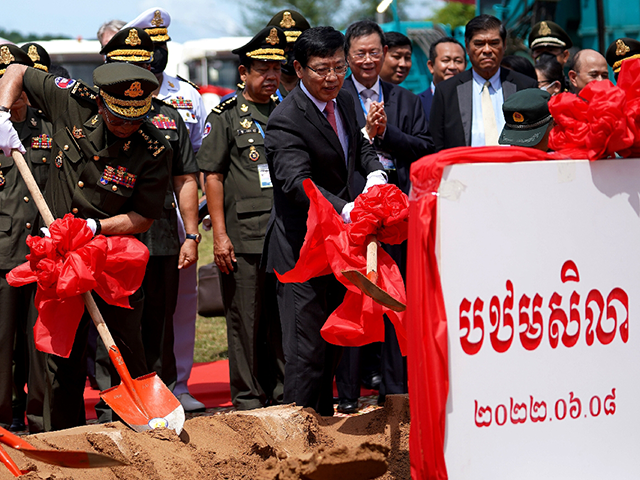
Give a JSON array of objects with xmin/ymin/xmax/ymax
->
[{"xmin": 257, "ymin": 163, "xmax": 272, "ymax": 189}]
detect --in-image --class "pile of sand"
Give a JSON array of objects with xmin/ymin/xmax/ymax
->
[{"xmin": 0, "ymin": 395, "xmax": 410, "ymax": 480}]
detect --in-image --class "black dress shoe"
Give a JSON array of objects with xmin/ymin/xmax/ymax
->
[
  {"xmin": 10, "ymin": 417, "xmax": 25, "ymax": 432},
  {"xmin": 362, "ymin": 373, "xmax": 382, "ymax": 391},
  {"xmin": 337, "ymin": 399, "xmax": 359, "ymax": 414}
]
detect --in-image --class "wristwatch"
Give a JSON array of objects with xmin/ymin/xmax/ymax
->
[{"xmin": 186, "ymin": 233, "xmax": 202, "ymax": 244}]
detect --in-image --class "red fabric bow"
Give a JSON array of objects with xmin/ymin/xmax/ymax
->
[
  {"xmin": 614, "ymin": 58, "xmax": 640, "ymax": 158},
  {"xmin": 549, "ymin": 80, "xmax": 634, "ymax": 160},
  {"xmin": 7, "ymin": 214, "xmax": 149, "ymax": 358},
  {"xmin": 276, "ymin": 180, "xmax": 408, "ymax": 353}
]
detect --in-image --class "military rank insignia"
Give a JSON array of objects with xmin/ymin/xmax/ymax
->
[
  {"xmin": 31, "ymin": 134, "xmax": 52, "ymax": 149},
  {"xmin": 100, "ymin": 165, "xmax": 137, "ymax": 188},
  {"xmin": 151, "ymin": 114, "xmax": 177, "ymax": 130},
  {"xmin": 30, "ymin": 118, "xmax": 37, "ymax": 127},
  {"xmin": 240, "ymin": 119, "xmax": 253, "ymax": 129},
  {"xmin": 240, "ymin": 104, "xmax": 249, "ymax": 113},
  {"xmin": 72, "ymin": 126, "xmax": 86, "ymax": 139},
  {"xmin": 123, "ymin": 141, "xmax": 131, "ymax": 152},
  {"xmin": 249, "ymin": 146, "xmax": 260, "ymax": 161},
  {"xmin": 54, "ymin": 151, "xmax": 63, "ymax": 168},
  {"xmin": 169, "ymin": 96, "xmax": 193, "ymax": 109}
]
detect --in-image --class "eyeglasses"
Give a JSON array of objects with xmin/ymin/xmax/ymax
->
[
  {"xmin": 351, "ymin": 51, "xmax": 382, "ymax": 61},
  {"xmin": 306, "ymin": 64, "xmax": 348, "ymax": 78}
]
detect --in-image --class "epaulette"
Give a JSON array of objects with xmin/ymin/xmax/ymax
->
[
  {"xmin": 237, "ymin": 82, "xmax": 245, "ymax": 90},
  {"xmin": 211, "ymin": 95, "xmax": 237, "ymax": 115},
  {"xmin": 177, "ymin": 75, "xmax": 200, "ymax": 91},
  {"xmin": 70, "ymin": 81, "xmax": 98, "ymax": 102}
]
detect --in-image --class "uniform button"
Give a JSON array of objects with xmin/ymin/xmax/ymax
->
[
  {"xmin": 171, "ymin": 202, "xmax": 176, "ymax": 208},
  {"xmin": 248, "ymin": 138, "xmax": 254, "ymax": 144},
  {"xmin": 42, "ymin": 157, "xmax": 47, "ymax": 163},
  {"xmin": 93, "ymin": 155, "xmax": 99, "ymax": 161},
  {"xmin": 78, "ymin": 181, "xmax": 84, "ymax": 188},
  {"xmin": 64, "ymin": 145, "xmax": 69, "ymax": 151},
  {"xmin": 72, "ymin": 208, "xmax": 78, "ymax": 214},
  {"xmin": 26, "ymin": 223, "xmax": 31, "ymax": 229},
  {"xmin": 23, "ymin": 196, "xmax": 29, "ymax": 203},
  {"xmin": 165, "ymin": 135, "xmax": 170, "ymax": 139},
  {"xmin": 112, "ymin": 185, "xmax": 118, "ymax": 192}
]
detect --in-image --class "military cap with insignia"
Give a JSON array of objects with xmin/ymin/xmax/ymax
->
[
  {"xmin": 499, "ymin": 89, "xmax": 552, "ymax": 147},
  {"xmin": 605, "ymin": 37, "xmax": 640, "ymax": 74},
  {"xmin": 232, "ymin": 26, "xmax": 286, "ymax": 62},
  {"xmin": 21, "ymin": 42, "xmax": 50, "ymax": 72},
  {"xmin": 100, "ymin": 27, "xmax": 154, "ymax": 64},
  {"xmin": 529, "ymin": 20, "xmax": 573, "ymax": 50},
  {"xmin": 124, "ymin": 7, "xmax": 171, "ymax": 43},
  {"xmin": 93, "ymin": 63, "xmax": 158, "ymax": 119},
  {"xmin": 0, "ymin": 43, "xmax": 34, "ymax": 77},
  {"xmin": 267, "ymin": 10, "xmax": 311, "ymax": 44}
]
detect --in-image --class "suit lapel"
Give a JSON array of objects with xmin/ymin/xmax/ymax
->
[
  {"xmin": 381, "ymin": 80, "xmax": 396, "ymax": 123},
  {"xmin": 344, "ymin": 76, "xmax": 366, "ymax": 128},
  {"xmin": 457, "ymin": 73, "xmax": 473, "ymax": 146},
  {"xmin": 294, "ymin": 88, "xmax": 345, "ymax": 160}
]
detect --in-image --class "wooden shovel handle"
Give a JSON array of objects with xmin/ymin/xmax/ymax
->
[
  {"xmin": 11, "ymin": 150, "xmax": 117, "ymax": 350},
  {"xmin": 365, "ymin": 235, "xmax": 378, "ymax": 284}
]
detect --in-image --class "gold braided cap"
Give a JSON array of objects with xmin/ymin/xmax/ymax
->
[
  {"xmin": 246, "ymin": 48, "xmax": 286, "ymax": 61},
  {"xmin": 145, "ymin": 27, "xmax": 170, "ymax": 42},
  {"xmin": 33, "ymin": 63, "xmax": 48, "ymax": 72},
  {"xmin": 284, "ymin": 31, "xmax": 302, "ymax": 43},
  {"xmin": 612, "ymin": 53, "xmax": 640, "ymax": 73},
  {"xmin": 100, "ymin": 89, "xmax": 152, "ymax": 118},
  {"xmin": 107, "ymin": 49, "xmax": 153, "ymax": 62}
]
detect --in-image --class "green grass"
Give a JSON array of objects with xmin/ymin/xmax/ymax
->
[{"xmin": 193, "ymin": 210, "xmax": 228, "ymax": 363}]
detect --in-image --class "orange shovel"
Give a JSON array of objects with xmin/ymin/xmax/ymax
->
[
  {"xmin": 0, "ymin": 426, "xmax": 125, "ymax": 474},
  {"xmin": 342, "ymin": 235, "xmax": 406, "ymax": 312},
  {"xmin": 11, "ymin": 150, "xmax": 184, "ymax": 434}
]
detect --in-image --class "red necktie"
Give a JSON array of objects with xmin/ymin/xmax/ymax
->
[{"xmin": 324, "ymin": 100, "xmax": 339, "ymax": 137}]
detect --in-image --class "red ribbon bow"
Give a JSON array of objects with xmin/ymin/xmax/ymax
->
[{"xmin": 7, "ymin": 214, "xmax": 149, "ymax": 358}]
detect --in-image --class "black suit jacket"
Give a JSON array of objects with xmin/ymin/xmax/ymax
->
[
  {"xmin": 264, "ymin": 85, "xmax": 383, "ymax": 274},
  {"xmin": 429, "ymin": 68, "xmax": 538, "ymax": 152},
  {"xmin": 417, "ymin": 87, "xmax": 433, "ymax": 127},
  {"xmin": 342, "ymin": 76, "xmax": 432, "ymax": 194}
]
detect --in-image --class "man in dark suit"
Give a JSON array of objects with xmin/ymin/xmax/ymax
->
[
  {"xmin": 264, "ymin": 26, "xmax": 386, "ymax": 416},
  {"xmin": 430, "ymin": 15, "xmax": 538, "ymax": 152},
  {"xmin": 338, "ymin": 20, "xmax": 432, "ymax": 413},
  {"xmin": 417, "ymin": 36, "xmax": 467, "ymax": 124}
]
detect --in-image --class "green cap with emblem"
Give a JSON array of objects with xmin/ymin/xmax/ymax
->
[
  {"xmin": 100, "ymin": 27, "xmax": 154, "ymax": 64},
  {"xmin": 93, "ymin": 63, "xmax": 158, "ymax": 119},
  {"xmin": 266, "ymin": 10, "xmax": 310, "ymax": 44},
  {"xmin": 499, "ymin": 89, "xmax": 552, "ymax": 147},
  {"xmin": 0, "ymin": 44, "xmax": 34, "ymax": 77},
  {"xmin": 232, "ymin": 26, "xmax": 287, "ymax": 61},
  {"xmin": 529, "ymin": 21, "xmax": 573, "ymax": 50},
  {"xmin": 21, "ymin": 42, "xmax": 50, "ymax": 72},
  {"xmin": 605, "ymin": 37, "xmax": 640, "ymax": 74}
]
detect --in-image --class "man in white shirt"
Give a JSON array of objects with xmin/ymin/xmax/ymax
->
[{"xmin": 429, "ymin": 15, "xmax": 537, "ymax": 151}]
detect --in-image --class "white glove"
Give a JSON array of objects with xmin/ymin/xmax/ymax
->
[
  {"xmin": 40, "ymin": 227, "xmax": 51, "ymax": 238},
  {"xmin": 341, "ymin": 202, "xmax": 355, "ymax": 224},
  {"xmin": 202, "ymin": 215, "xmax": 212, "ymax": 231},
  {"xmin": 85, "ymin": 218, "xmax": 97, "ymax": 235},
  {"xmin": 362, "ymin": 170, "xmax": 388, "ymax": 194},
  {"xmin": 0, "ymin": 111, "xmax": 25, "ymax": 157}
]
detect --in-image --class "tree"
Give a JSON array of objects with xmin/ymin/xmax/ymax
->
[
  {"xmin": 429, "ymin": 2, "xmax": 475, "ymax": 29},
  {"xmin": 0, "ymin": 28, "xmax": 69, "ymax": 43}
]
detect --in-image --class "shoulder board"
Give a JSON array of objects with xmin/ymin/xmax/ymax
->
[
  {"xmin": 177, "ymin": 75, "xmax": 200, "ymax": 91},
  {"xmin": 70, "ymin": 81, "xmax": 98, "ymax": 102},
  {"xmin": 237, "ymin": 82, "xmax": 245, "ymax": 90},
  {"xmin": 211, "ymin": 95, "xmax": 237, "ymax": 115}
]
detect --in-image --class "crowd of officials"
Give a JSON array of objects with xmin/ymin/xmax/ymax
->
[{"xmin": 0, "ymin": 7, "xmax": 639, "ymax": 432}]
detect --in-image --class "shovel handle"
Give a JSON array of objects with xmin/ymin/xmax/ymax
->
[
  {"xmin": 365, "ymin": 235, "xmax": 378, "ymax": 284},
  {"xmin": 0, "ymin": 444, "xmax": 23, "ymax": 477}
]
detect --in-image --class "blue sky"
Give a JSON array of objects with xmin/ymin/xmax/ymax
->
[{"xmin": 2, "ymin": 0, "xmax": 441, "ymax": 43}]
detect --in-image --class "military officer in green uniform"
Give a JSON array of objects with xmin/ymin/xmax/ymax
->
[
  {"xmin": 267, "ymin": 10, "xmax": 310, "ymax": 100},
  {"xmin": 0, "ymin": 61, "xmax": 172, "ymax": 431},
  {"xmin": 198, "ymin": 27, "xmax": 285, "ymax": 410},
  {"xmin": 98, "ymin": 27, "xmax": 199, "ymax": 415},
  {"xmin": 0, "ymin": 44, "xmax": 51, "ymax": 433}
]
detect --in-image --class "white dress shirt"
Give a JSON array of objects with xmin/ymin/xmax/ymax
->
[{"xmin": 471, "ymin": 68, "xmax": 506, "ymax": 147}]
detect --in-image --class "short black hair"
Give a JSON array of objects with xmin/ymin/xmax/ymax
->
[
  {"xmin": 294, "ymin": 26, "xmax": 345, "ymax": 69},
  {"xmin": 429, "ymin": 36, "xmax": 465, "ymax": 63},
  {"xmin": 464, "ymin": 15, "xmax": 506, "ymax": 45},
  {"xmin": 384, "ymin": 31, "xmax": 412, "ymax": 51},
  {"xmin": 345, "ymin": 20, "xmax": 385, "ymax": 55},
  {"xmin": 501, "ymin": 55, "xmax": 537, "ymax": 80},
  {"xmin": 535, "ymin": 54, "xmax": 566, "ymax": 90}
]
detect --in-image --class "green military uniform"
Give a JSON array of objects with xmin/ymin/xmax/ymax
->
[
  {"xmin": 197, "ymin": 27, "xmax": 286, "ymax": 409},
  {"xmin": 21, "ymin": 64, "xmax": 172, "ymax": 430},
  {"xmin": 95, "ymin": 28, "xmax": 199, "ymax": 410}
]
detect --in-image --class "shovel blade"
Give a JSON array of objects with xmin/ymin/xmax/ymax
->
[
  {"xmin": 342, "ymin": 269, "xmax": 406, "ymax": 312},
  {"xmin": 21, "ymin": 449, "xmax": 126, "ymax": 468},
  {"xmin": 100, "ymin": 372, "xmax": 185, "ymax": 434}
]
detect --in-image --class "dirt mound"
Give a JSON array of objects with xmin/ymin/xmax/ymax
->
[{"xmin": 0, "ymin": 395, "xmax": 410, "ymax": 480}]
